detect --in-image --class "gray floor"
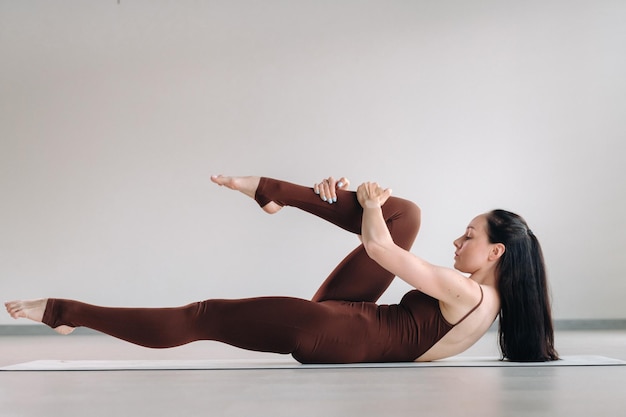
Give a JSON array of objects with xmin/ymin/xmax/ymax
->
[{"xmin": 1, "ymin": 329, "xmax": 626, "ymax": 417}]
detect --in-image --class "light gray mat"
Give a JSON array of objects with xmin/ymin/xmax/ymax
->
[{"xmin": 1, "ymin": 355, "xmax": 624, "ymax": 371}]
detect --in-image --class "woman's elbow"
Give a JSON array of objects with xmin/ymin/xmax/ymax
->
[{"xmin": 363, "ymin": 240, "xmax": 390, "ymax": 263}]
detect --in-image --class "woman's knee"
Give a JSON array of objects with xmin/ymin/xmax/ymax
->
[{"xmin": 386, "ymin": 197, "xmax": 421, "ymax": 248}]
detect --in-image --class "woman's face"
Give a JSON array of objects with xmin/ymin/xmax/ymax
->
[{"xmin": 453, "ymin": 214, "xmax": 497, "ymax": 274}]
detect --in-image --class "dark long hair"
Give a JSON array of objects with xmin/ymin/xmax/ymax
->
[{"xmin": 486, "ymin": 209, "xmax": 559, "ymax": 361}]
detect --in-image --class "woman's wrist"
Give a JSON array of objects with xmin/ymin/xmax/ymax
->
[{"xmin": 363, "ymin": 200, "xmax": 382, "ymax": 209}]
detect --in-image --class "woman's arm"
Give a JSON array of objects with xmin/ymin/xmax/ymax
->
[{"xmin": 357, "ymin": 182, "xmax": 477, "ymax": 306}]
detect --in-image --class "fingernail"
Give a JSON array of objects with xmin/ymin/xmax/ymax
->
[
  {"xmin": 337, "ymin": 181, "xmax": 343, "ymax": 188},
  {"xmin": 314, "ymin": 189, "xmax": 320, "ymax": 194},
  {"xmin": 328, "ymin": 199, "xmax": 333, "ymax": 204},
  {"xmin": 322, "ymin": 196, "xmax": 327, "ymax": 201},
  {"xmin": 333, "ymin": 197, "xmax": 338, "ymax": 203}
]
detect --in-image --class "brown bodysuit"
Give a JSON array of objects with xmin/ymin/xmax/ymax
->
[{"xmin": 42, "ymin": 177, "xmax": 483, "ymax": 363}]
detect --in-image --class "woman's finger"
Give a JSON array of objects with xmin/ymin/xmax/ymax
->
[
  {"xmin": 318, "ymin": 180, "xmax": 330, "ymax": 202},
  {"xmin": 327, "ymin": 177, "xmax": 337, "ymax": 203},
  {"xmin": 336, "ymin": 177, "xmax": 350, "ymax": 190},
  {"xmin": 322, "ymin": 179, "xmax": 333, "ymax": 203}
]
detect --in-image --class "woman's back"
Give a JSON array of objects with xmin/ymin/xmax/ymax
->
[{"xmin": 416, "ymin": 285, "xmax": 500, "ymax": 362}]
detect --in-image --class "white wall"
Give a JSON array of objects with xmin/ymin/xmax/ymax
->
[{"xmin": 1, "ymin": 0, "xmax": 625, "ymax": 324}]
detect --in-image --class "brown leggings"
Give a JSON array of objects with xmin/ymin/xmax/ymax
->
[{"xmin": 43, "ymin": 177, "xmax": 422, "ymax": 363}]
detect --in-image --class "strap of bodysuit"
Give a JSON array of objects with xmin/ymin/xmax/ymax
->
[{"xmin": 452, "ymin": 285, "xmax": 484, "ymax": 326}]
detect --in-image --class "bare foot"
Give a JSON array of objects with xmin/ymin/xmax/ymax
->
[
  {"xmin": 4, "ymin": 299, "xmax": 74, "ymax": 335},
  {"xmin": 210, "ymin": 174, "xmax": 282, "ymax": 214}
]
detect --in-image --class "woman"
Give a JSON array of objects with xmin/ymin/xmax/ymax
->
[{"xmin": 5, "ymin": 175, "xmax": 558, "ymax": 362}]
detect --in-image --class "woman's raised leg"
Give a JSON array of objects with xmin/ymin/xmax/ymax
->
[{"xmin": 213, "ymin": 175, "xmax": 421, "ymax": 302}]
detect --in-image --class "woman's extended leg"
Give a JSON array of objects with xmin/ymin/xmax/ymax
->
[{"xmin": 5, "ymin": 297, "xmax": 418, "ymax": 363}]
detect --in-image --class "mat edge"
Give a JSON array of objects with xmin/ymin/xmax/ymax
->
[{"xmin": 2, "ymin": 356, "xmax": 624, "ymax": 371}]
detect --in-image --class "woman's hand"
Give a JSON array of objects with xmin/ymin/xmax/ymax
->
[
  {"xmin": 356, "ymin": 182, "xmax": 392, "ymax": 209},
  {"xmin": 313, "ymin": 176, "xmax": 350, "ymax": 204}
]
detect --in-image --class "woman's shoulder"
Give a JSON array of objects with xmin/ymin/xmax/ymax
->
[{"xmin": 439, "ymin": 282, "xmax": 498, "ymax": 326}]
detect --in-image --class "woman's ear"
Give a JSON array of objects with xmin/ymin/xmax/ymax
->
[{"xmin": 489, "ymin": 243, "xmax": 506, "ymax": 261}]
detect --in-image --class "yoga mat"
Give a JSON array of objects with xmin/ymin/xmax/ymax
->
[{"xmin": 1, "ymin": 356, "xmax": 624, "ymax": 371}]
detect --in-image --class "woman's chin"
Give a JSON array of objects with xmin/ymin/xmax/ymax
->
[{"xmin": 454, "ymin": 262, "xmax": 471, "ymax": 275}]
